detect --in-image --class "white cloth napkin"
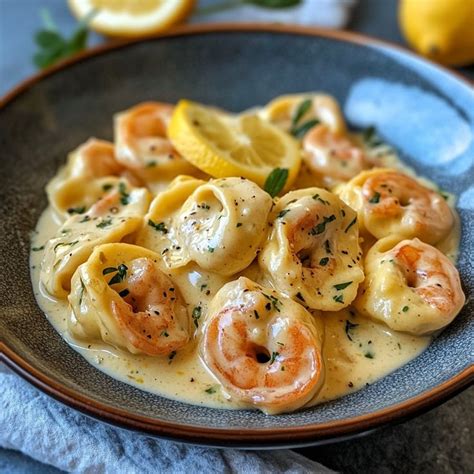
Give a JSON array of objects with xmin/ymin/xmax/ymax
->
[
  {"xmin": 0, "ymin": 364, "xmax": 334, "ymax": 473},
  {"xmin": 194, "ymin": 0, "xmax": 356, "ymax": 29}
]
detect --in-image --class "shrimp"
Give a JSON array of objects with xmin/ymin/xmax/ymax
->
[
  {"xmin": 303, "ymin": 124, "xmax": 370, "ymax": 184},
  {"xmin": 259, "ymin": 188, "xmax": 364, "ymax": 311},
  {"xmin": 69, "ymin": 244, "xmax": 189, "ymax": 356},
  {"xmin": 354, "ymin": 236, "xmax": 465, "ymax": 335},
  {"xmin": 200, "ymin": 277, "xmax": 324, "ymax": 414},
  {"xmin": 114, "ymin": 102, "xmax": 199, "ymax": 178},
  {"xmin": 111, "ymin": 258, "xmax": 189, "ymax": 356},
  {"xmin": 338, "ymin": 168, "xmax": 454, "ymax": 245}
]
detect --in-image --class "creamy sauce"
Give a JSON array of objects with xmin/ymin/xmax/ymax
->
[{"xmin": 30, "ymin": 206, "xmax": 439, "ymax": 410}]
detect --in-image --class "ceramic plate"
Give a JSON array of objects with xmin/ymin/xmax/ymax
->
[{"xmin": 0, "ymin": 25, "xmax": 472, "ymax": 448}]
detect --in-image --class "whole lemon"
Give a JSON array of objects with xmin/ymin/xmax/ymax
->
[{"xmin": 399, "ymin": 0, "xmax": 474, "ymax": 66}]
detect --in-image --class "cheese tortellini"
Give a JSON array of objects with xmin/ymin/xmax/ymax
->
[
  {"xmin": 114, "ymin": 102, "xmax": 202, "ymax": 182},
  {"xmin": 336, "ymin": 168, "xmax": 454, "ymax": 244},
  {"xmin": 138, "ymin": 177, "xmax": 273, "ymax": 276},
  {"xmin": 200, "ymin": 277, "xmax": 325, "ymax": 414},
  {"xmin": 354, "ymin": 235, "xmax": 465, "ymax": 335},
  {"xmin": 69, "ymin": 243, "xmax": 189, "ymax": 355},
  {"xmin": 259, "ymin": 188, "xmax": 364, "ymax": 311},
  {"xmin": 41, "ymin": 183, "xmax": 151, "ymax": 298},
  {"xmin": 46, "ymin": 138, "xmax": 138, "ymax": 221}
]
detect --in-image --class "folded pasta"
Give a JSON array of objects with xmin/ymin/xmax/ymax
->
[
  {"xmin": 41, "ymin": 183, "xmax": 151, "ymax": 298},
  {"xmin": 69, "ymin": 243, "xmax": 190, "ymax": 355},
  {"xmin": 259, "ymin": 188, "xmax": 364, "ymax": 311}
]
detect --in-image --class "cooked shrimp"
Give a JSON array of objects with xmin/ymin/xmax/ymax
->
[
  {"xmin": 115, "ymin": 102, "xmax": 198, "ymax": 178},
  {"xmin": 69, "ymin": 243, "xmax": 189, "ymax": 356},
  {"xmin": 337, "ymin": 168, "xmax": 454, "ymax": 244},
  {"xmin": 355, "ymin": 236, "xmax": 465, "ymax": 335},
  {"xmin": 111, "ymin": 258, "xmax": 189, "ymax": 356},
  {"xmin": 303, "ymin": 124, "xmax": 370, "ymax": 184},
  {"xmin": 259, "ymin": 188, "xmax": 364, "ymax": 311},
  {"xmin": 200, "ymin": 277, "xmax": 324, "ymax": 414}
]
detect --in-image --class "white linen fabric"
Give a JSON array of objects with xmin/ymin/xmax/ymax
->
[{"xmin": 0, "ymin": 365, "xmax": 334, "ymax": 473}]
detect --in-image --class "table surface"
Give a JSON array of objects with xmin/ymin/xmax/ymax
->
[{"xmin": 0, "ymin": 0, "xmax": 472, "ymax": 472}]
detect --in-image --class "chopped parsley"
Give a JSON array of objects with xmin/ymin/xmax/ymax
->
[
  {"xmin": 264, "ymin": 168, "xmax": 288, "ymax": 198},
  {"xmin": 102, "ymin": 267, "xmax": 118, "ymax": 275},
  {"xmin": 344, "ymin": 217, "xmax": 357, "ymax": 233},
  {"xmin": 310, "ymin": 214, "xmax": 336, "ymax": 235},
  {"xmin": 146, "ymin": 160, "xmax": 157, "ymax": 168},
  {"xmin": 207, "ymin": 246, "xmax": 215, "ymax": 253},
  {"xmin": 148, "ymin": 219, "xmax": 168, "ymax": 234},
  {"xmin": 168, "ymin": 350, "xmax": 177, "ymax": 363},
  {"xmin": 402, "ymin": 305, "xmax": 409, "ymax": 312},
  {"xmin": 319, "ymin": 257, "xmax": 329, "ymax": 266},
  {"xmin": 205, "ymin": 386, "xmax": 217, "ymax": 394},
  {"xmin": 236, "ymin": 222, "xmax": 243, "ymax": 227},
  {"xmin": 333, "ymin": 294, "xmax": 344, "ymax": 304},
  {"xmin": 118, "ymin": 182, "xmax": 130, "ymax": 205},
  {"xmin": 54, "ymin": 240, "xmax": 79, "ymax": 252},
  {"xmin": 108, "ymin": 263, "xmax": 128, "ymax": 285},
  {"xmin": 96, "ymin": 218, "xmax": 113, "ymax": 229},
  {"xmin": 334, "ymin": 281, "xmax": 352, "ymax": 291},
  {"xmin": 291, "ymin": 98, "xmax": 311, "ymax": 127},
  {"xmin": 345, "ymin": 320, "xmax": 359, "ymax": 342},
  {"xmin": 291, "ymin": 119, "xmax": 320, "ymax": 138},
  {"xmin": 369, "ymin": 192, "xmax": 381, "ymax": 204},
  {"xmin": 270, "ymin": 351, "xmax": 280, "ymax": 364},
  {"xmin": 364, "ymin": 351, "xmax": 375, "ymax": 359},
  {"xmin": 254, "ymin": 310, "xmax": 260, "ymax": 320},
  {"xmin": 31, "ymin": 245, "xmax": 45, "ymax": 251},
  {"xmin": 278, "ymin": 209, "xmax": 290, "ymax": 219},
  {"xmin": 295, "ymin": 292, "xmax": 305, "ymax": 302},
  {"xmin": 67, "ymin": 206, "xmax": 85, "ymax": 215},
  {"xmin": 102, "ymin": 183, "xmax": 113, "ymax": 191},
  {"xmin": 312, "ymin": 193, "xmax": 330, "ymax": 205},
  {"xmin": 192, "ymin": 306, "xmax": 202, "ymax": 328},
  {"xmin": 119, "ymin": 288, "xmax": 129, "ymax": 298}
]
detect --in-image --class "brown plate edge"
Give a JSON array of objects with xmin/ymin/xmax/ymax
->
[{"xmin": 0, "ymin": 23, "xmax": 473, "ymax": 447}]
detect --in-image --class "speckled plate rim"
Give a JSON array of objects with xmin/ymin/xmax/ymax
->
[{"xmin": 0, "ymin": 24, "xmax": 473, "ymax": 448}]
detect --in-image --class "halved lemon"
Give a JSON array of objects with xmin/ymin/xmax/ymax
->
[
  {"xmin": 168, "ymin": 100, "xmax": 301, "ymax": 189},
  {"xmin": 68, "ymin": 0, "xmax": 195, "ymax": 38}
]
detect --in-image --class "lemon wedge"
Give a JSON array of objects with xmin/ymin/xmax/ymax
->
[
  {"xmin": 68, "ymin": 0, "xmax": 195, "ymax": 38},
  {"xmin": 168, "ymin": 100, "xmax": 301, "ymax": 189}
]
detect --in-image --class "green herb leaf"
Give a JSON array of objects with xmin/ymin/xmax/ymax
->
[
  {"xmin": 31, "ymin": 245, "xmax": 45, "ymax": 252},
  {"xmin": 118, "ymin": 182, "xmax": 130, "ymax": 205},
  {"xmin": 319, "ymin": 257, "xmax": 329, "ymax": 266},
  {"xmin": 119, "ymin": 288, "xmax": 130, "ymax": 298},
  {"xmin": 148, "ymin": 219, "xmax": 168, "ymax": 234},
  {"xmin": 333, "ymin": 294, "xmax": 344, "ymax": 304},
  {"xmin": 369, "ymin": 192, "xmax": 381, "ymax": 204},
  {"xmin": 364, "ymin": 351, "xmax": 375, "ymax": 359},
  {"xmin": 33, "ymin": 8, "xmax": 97, "ymax": 70},
  {"xmin": 192, "ymin": 306, "xmax": 202, "ymax": 328},
  {"xmin": 334, "ymin": 281, "xmax": 353, "ymax": 291},
  {"xmin": 270, "ymin": 351, "xmax": 280, "ymax": 364},
  {"xmin": 310, "ymin": 214, "xmax": 336, "ymax": 235},
  {"xmin": 67, "ymin": 206, "xmax": 86, "ymax": 215},
  {"xmin": 108, "ymin": 263, "xmax": 128, "ymax": 285},
  {"xmin": 291, "ymin": 119, "xmax": 320, "ymax": 138},
  {"xmin": 96, "ymin": 218, "xmax": 113, "ymax": 229},
  {"xmin": 344, "ymin": 217, "xmax": 357, "ymax": 233},
  {"xmin": 345, "ymin": 320, "xmax": 359, "ymax": 342},
  {"xmin": 291, "ymin": 98, "xmax": 311, "ymax": 127},
  {"xmin": 277, "ymin": 209, "xmax": 290, "ymax": 219},
  {"xmin": 205, "ymin": 386, "xmax": 217, "ymax": 394},
  {"xmin": 102, "ymin": 267, "xmax": 118, "ymax": 275},
  {"xmin": 362, "ymin": 126, "xmax": 383, "ymax": 147},
  {"xmin": 402, "ymin": 305, "xmax": 409, "ymax": 312},
  {"xmin": 264, "ymin": 168, "xmax": 288, "ymax": 198}
]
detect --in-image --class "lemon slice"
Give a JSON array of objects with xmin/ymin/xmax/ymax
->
[
  {"xmin": 168, "ymin": 100, "xmax": 301, "ymax": 189},
  {"xmin": 68, "ymin": 0, "xmax": 195, "ymax": 38}
]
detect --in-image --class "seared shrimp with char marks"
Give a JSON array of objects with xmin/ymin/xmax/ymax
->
[
  {"xmin": 337, "ymin": 168, "xmax": 454, "ymax": 244},
  {"xmin": 200, "ymin": 277, "xmax": 325, "ymax": 414},
  {"xmin": 69, "ymin": 243, "xmax": 190, "ymax": 356},
  {"xmin": 355, "ymin": 236, "xmax": 465, "ymax": 335}
]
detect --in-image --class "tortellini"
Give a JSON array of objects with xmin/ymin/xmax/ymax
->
[
  {"xmin": 114, "ymin": 101, "xmax": 202, "ymax": 182},
  {"xmin": 200, "ymin": 277, "xmax": 325, "ymax": 414},
  {"xmin": 69, "ymin": 243, "xmax": 189, "ymax": 355},
  {"xmin": 46, "ymin": 138, "xmax": 136, "ymax": 221},
  {"xmin": 259, "ymin": 188, "xmax": 364, "ymax": 311},
  {"xmin": 354, "ymin": 235, "xmax": 465, "ymax": 335},
  {"xmin": 260, "ymin": 93, "xmax": 347, "ymax": 135},
  {"xmin": 336, "ymin": 168, "xmax": 454, "ymax": 245},
  {"xmin": 41, "ymin": 184, "xmax": 151, "ymax": 298},
  {"xmin": 138, "ymin": 177, "xmax": 273, "ymax": 276}
]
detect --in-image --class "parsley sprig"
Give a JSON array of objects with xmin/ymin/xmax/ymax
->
[
  {"xmin": 33, "ymin": 8, "xmax": 97, "ymax": 69},
  {"xmin": 264, "ymin": 168, "xmax": 288, "ymax": 198}
]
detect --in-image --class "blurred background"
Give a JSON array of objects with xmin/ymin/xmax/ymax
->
[{"xmin": 0, "ymin": 1, "xmax": 472, "ymax": 473}]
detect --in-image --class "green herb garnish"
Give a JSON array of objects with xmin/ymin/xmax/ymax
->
[
  {"xmin": 108, "ymin": 264, "xmax": 128, "ymax": 285},
  {"xmin": 67, "ymin": 206, "xmax": 86, "ymax": 215},
  {"xmin": 334, "ymin": 281, "xmax": 352, "ymax": 291},
  {"xmin": 291, "ymin": 119, "xmax": 320, "ymax": 139},
  {"xmin": 278, "ymin": 209, "xmax": 290, "ymax": 219},
  {"xmin": 192, "ymin": 306, "xmax": 202, "ymax": 328},
  {"xmin": 402, "ymin": 306, "xmax": 409, "ymax": 312},
  {"xmin": 31, "ymin": 245, "xmax": 45, "ymax": 251},
  {"xmin": 264, "ymin": 168, "xmax": 289, "ymax": 198},
  {"xmin": 333, "ymin": 294, "xmax": 344, "ymax": 304},
  {"xmin": 365, "ymin": 351, "xmax": 374, "ymax": 359},
  {"xmin": 310, "ymin": 214, "xmax": 336, "ymax": 235},
  {"xmin": 344, "ymin": 217, "xmax": 357, "ymax": 233},
  {"xmin": 369, "ymin": 192, "xmax": 381, "ymax": 204},
  {"xmin": 319, "ymin": 257, "xmax": 329, "ymax": 266},
  {"xmin": 270, "ymin": 351, "xmax": 280, "ymax": 364},
  {"xmin": 205, "ymin": 386, "xmax": 217, "ymax": 394},
  {"xmin": 148, "ymin": 219, "xmax": 168, "ymax": 234},
  {"xmin": 96, "ymin": 218, "xmax": 112, "ymax": 229},
  {"xmin": 33, "ymin": 8, "xmax": 97, "ymax": 69},
  {"xmin": 119, "ymin": 288, "xmax": 129, "ymax": 298},
  {"xmin": 345, "ymin": 320, "xmax": 359, "ymax": 342},
  {"xmin": 292, "ymin": 98, "xmax": 312, "ymax": 127}
]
